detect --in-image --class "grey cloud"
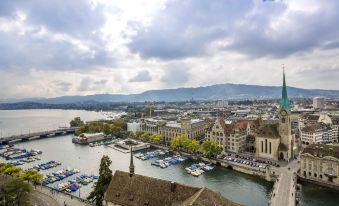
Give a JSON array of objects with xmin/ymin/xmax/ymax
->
[
  {"xmin": 53, "ymin": 81, "xmax": 72, "ymax": 92},
  {"xmin": 77, "ymin": 78, "xmax": 108, "ymax": 91},
  {"xmin": 94, "ymin": 80, "xmax": 108, "ymax": 86},
  {"xmin": 322, "ymin": 40, "xmax": 339, "ymax": 50},
  {"xmin": 128, "ymin": 0, "xmax": 251, "ymax": 59},
  {"xmin": 0, "ymin": 0, "xmax": 105, "ymax": 37},
  {"xmin": 128, "ymin": 0, "xmax": 339, "ymax": 59},
  {"xmin": 77, "ymin": 77, "xmax": 93, "ymax": 91},
  {"xmin": 129, "ymin": 70, "xmax": 152, "ymax": 82},
  {"xmin": 0, "ymin": 0, "xmax": 113, "ymax": 71},
  {"xmin": 0, "ymin": 25, "xmax": 114, "ymax": 71},
  {"xmin": 161, "ymin": 64, "xmax": 190, "ymax": 85}
]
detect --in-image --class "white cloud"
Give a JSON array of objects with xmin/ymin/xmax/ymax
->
[{"xmin": 0, "ymin": 0, "xmax": 339, "ymax": 99}]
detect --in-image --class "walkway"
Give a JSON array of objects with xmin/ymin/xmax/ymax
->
[
  {"xmin": 31, "ymin": 190, "xmax": 58, "ymax": 206},
  {"xmin": 270, "ymin": 159, "xmax": 299, "ymax": 206},
  {"xmin": 34, "ymin": 185, "xmax": 94, "ymax": 206}
]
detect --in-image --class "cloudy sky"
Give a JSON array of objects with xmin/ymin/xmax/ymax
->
[{"xmin": 1, "ymin": 0, "xmax": 339, "ymax": 98}]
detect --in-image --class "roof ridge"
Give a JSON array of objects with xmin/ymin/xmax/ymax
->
[{"xmin": 181, "ymin": 187, "xmax": 206, "ymax": 206}]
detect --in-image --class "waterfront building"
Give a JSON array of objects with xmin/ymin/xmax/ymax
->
[
  {"xmin": 299, "ymin": 114, "xmax": 339, "ymax": 144},
  {"xmin": 104, "ymin": 148, "xmax": 241, "ymax": 206},
  {"xmin": 206, "ymin": 116, "xmax": 260, "ymax": 153},
  {"xmin": 127, "ymin": 122, "xmax": 140, "ymax": 133},
  {"xmin": 313, "ymin": 97, "xmax": 325, "ymax": 110},
  {"xmin": 139, "ymin": 117, "xmax": 207, "ymax": 142},
  {"xmin": 299, "ymin": 144, "xmax": 339, "ymax": 187},
  {"xmin": 255, "ymin": 69, "xmax": 294, "ymax": 161}
]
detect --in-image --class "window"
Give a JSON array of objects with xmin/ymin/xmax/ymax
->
[
  {"xmin": 282, "ymin": 118, "xmax": 286, "ymax": 123},
  {"xmin": 261, "ymin": 141, "xmax": 263, "ymax": 152},
  {"xmin": 265, "ymin": 139, "xmax": 267, "ymax": 153},
  {"xmin": 269, "ymin": 142, "xmax": 271, "ymax": 154}
]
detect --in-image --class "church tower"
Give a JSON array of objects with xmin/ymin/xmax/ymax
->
[{"xmin": 278, "ymin": 66, "xmax": 293, "ymax": 160}]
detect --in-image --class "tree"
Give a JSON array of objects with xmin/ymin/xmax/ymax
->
[
  {"xmin": 88, "ymin": 155, "xmax": 113, "ymax": 206},
  {"xmin": 186, "ymin": 139, "xmax": 200, "ymax": 153},
  {"xmin": 135, "ymin": 131, "xmax": 145, "ymax": 140},
  {"xmin": 1, "ymin": 178, "xmax": 31, "ymax": 206},
  {"xmin": 19, "ymin": 169, "xmax": 43, "ymax": 184},
  {"xmin": 202, "ymin": 140, "xmax": 223, "ymax": 158},
  {"xmin": 70, "ymin": 117, "xmax": 84, "ymax": 127},
  {"xmin": 141, "ymin": 133, "xmax": 150, "ymax": 142},
  {"xmin": 149, "ymin": 134, "xmax": 162, "ymax": 143},
  {"xmin": 3, "ymin": 166, "xmax": 21, "ymax": 177},
  {"xmin": 170, "ymin": 135, "xmax": 187, "ymax": 151}
]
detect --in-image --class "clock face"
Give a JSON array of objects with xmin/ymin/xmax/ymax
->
[{"xmin": 280, "ymin": 110, "xmax": 287, "ymax": 116}]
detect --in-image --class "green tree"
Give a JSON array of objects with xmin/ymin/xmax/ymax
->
[
  {"xmin": 19, "ymin": 169, "xmax": 43, "ymax": 184},
  {"xmin": 170, "ymin": 136, "xmax": 182, "ymax": 151},
  {"xmin": 149, "ymin": 134, "xmax": 162, "ymax": 143},
  {"xmin": 202, "ymin": 140, "xmax": 223, "ymax": 158},
  {"xmin": 186, "ymin": 139, "xmax": 200, "ymax": 153},
  {"xmin": 135, "ymin": 131, "xmax": 145, "ymax": 140},
  {"xmin": 103, "ymin": 124, "xmax": 111, "ymax": 135},
  {"xmin": 1, "ymin": 178, "xmax": 31, "ymax": 206},
  {"xmin": 87, "ymin": 155, "xmax": 113, "ymax": 206},
  {"xmin": 170, "ymin": 135, "xmax": 193, "ymax": 152},
  {"xmin": 0, "ymin": 163, "xmax": 12, "ymax": 174},
  {"xmin": 3, "ymin": 166, "xmax": 21, "ymax": 177},
  {"xmin": 70, "ymin": 117, "xmax": 84, "ymax": 127},
  {"xmin": 141, "ymin": 133, "xmax": 150, "ymax": 142}
]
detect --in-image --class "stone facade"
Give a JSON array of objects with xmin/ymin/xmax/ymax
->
[
  {"xmin": 300, "ymin": 144, "xmax": 339, "ymax": 186},
  {"xmin": 206, "ymin": 117, "xmax": 260, "ymax": 153},
  {"xmin": 140, "ymin": 117, "xmax": 207, "ymax": 142}
]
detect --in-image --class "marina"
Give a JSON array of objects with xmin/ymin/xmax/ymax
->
[
  {"xmin": 42, "ymin": 168, "xmax": 80, "ymax": 186},
  {"xmin": 135, "ymin": 149, "xmax": 169, "ymax": 160},
  {"xmin": 185, "ymin": 162, "xmax": 215, "ymax": 177},
  {"xmin": 1, "ymin": 109, "xmax": 338, "ymax": 205},
  {"xmin": 151, "ymin": 155, "xmax": 189, "ymax": 168}
]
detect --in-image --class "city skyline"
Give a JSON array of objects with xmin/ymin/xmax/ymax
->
[{"xmin": 1, "ymin": 0, "xmax": 339, "ymax": 98}]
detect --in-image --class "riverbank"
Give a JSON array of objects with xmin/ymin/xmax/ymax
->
[
  {"xmin": 10, "ymin": 135, "xmax": 272, "ymax": 206},
  {"xmin": 151, "ymin": 143, "xmax": 274, "ymax": 182}
]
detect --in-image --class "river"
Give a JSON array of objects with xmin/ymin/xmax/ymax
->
[{"xmin": 1, "ymin": 109, "xmax": 337, "ymax": 206}]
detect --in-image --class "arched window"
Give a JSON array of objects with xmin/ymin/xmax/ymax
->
[{"xmin": 282, "ymin": 117, "xmax": 286, "ymax": 123}]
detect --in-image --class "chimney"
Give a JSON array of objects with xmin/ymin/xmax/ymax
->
[{"xmin": 170, "ymin": 181, "xmax": 176, "ymax": 192}]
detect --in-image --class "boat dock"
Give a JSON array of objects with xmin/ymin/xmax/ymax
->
[{"xmin": 185, "ymin": 162, "xmax": 214, "ymax": 177}]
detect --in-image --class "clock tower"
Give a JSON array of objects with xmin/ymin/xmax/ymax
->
[{"xmin": 278, "ymin": 66, "xmax": 293, "ymax": 160}]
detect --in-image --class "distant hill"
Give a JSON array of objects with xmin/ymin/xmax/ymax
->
[{"xmin": 1, "ymin": 83, "xmax": 339, "ymax": 104}]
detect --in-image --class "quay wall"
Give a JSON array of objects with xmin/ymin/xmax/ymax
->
[{"xmin": 297, "ymin": 174, "xmax": 339, "ymax": 191}]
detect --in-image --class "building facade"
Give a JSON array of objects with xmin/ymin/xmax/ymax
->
[
  {"xmin": 300, "ymin": 144, "xmax": 339, "ymax": 186},
  {"xmin": 140, "ymin": 117, "xmax": 207, "ymax": 142},
  {"xmin": 313, "ymin": 97, "xmax": 325, "ymax": 110},
  {"xmin": 206, "ymin": 117, "xmax": 260, "ymax": 153}
]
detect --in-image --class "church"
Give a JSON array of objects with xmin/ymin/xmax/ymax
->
[{"xmin": 255, "ymin": 70, "xmax": 294, "ymax": 161}]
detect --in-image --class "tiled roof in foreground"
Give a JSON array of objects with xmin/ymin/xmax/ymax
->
[{"xmin": 104, "ymin": 170, "xmax": 242, "ymax": 206}]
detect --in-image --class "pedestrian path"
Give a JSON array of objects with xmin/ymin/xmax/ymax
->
[{"xmin": 35, "ymin": 185, "xmax": 94, "ymax": 206}]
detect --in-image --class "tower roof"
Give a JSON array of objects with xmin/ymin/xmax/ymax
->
[{"xmin": 279, "ymin": 66, "xmax": 290, "ymax": 113}]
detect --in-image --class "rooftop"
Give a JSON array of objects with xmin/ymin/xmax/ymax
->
[
  {"xmin": 104, "ymin": 170, "xmax": 241, "ymax": 206},
  {"xmin": 301, "ymin": 144, "xmax": 339, "ymax": 159}
]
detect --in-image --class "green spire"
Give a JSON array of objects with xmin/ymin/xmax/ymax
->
[{"xmin": 279, "ymin": 66, "xmax": 290, "ymax": 113}]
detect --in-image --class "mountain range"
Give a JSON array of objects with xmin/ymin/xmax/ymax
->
[{"xmin": 1, "ymin": 83, "xmax": 339, "ymax": 104}]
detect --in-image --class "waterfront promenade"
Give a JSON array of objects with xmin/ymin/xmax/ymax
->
[
  {"xmin": 270, "ymin": 159, "xmax": 299, "ymax": 206},
  {"xmin": 34, "ymin": 185, "xmax": 93, "ymax": 206}
]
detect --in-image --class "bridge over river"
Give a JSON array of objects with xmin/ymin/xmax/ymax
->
[{"xmin": 0, "ymin": 127, "xmax": 78, "ymax": 144}]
